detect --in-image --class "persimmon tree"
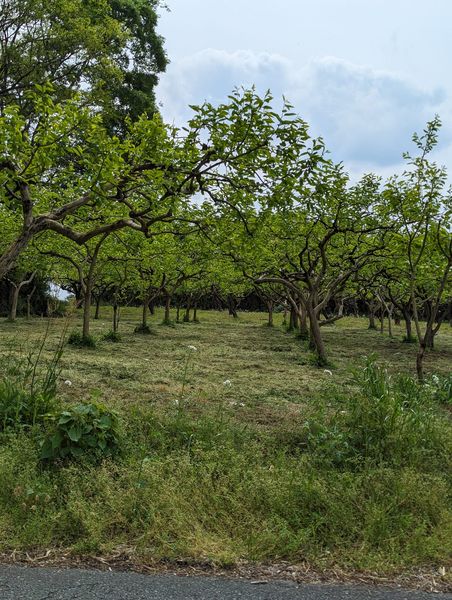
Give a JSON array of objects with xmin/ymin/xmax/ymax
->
[
  {"xmin": 384, "ymin": 118, "xmax": 452, "ymax": 380},
  {"xmin": 0, "ymin": 88, "xmax": 294, "ymax": 282}
]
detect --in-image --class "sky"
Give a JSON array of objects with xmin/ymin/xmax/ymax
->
[{"xmin": 155, "ymin": 0, "xmax": 452, "ymax": 181}]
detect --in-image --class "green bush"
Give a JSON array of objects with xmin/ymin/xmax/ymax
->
[
  {"xmin": 40, "ymin": 402, "xmax": 120, "ymax": 461},
  {"xmin": 67, "ymin": 331, "xmax": 96, "ymax": 348}
]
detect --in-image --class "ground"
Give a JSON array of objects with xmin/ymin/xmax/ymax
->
[{"xmin": 0, "ymin": 308, "xmax": 450, "ymax": 591}]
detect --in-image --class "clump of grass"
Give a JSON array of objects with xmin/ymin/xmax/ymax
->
[
  {"xmin": 304, "ymin": 356, "xmax": 450, "ymax": 470},
  {"xmin": 0, "ymin": 333, "xmax": 63, "ymax": 431},
  {"xmin": 160, "ymin": 319, "xmax": 176, "ymax": 328},
  {"xmin": 134, "ymin": 324, "xmax": 152, "ymax": 335},
  {"xmin": 427, "ymin": 373, "xmax": 452, "ymax": 406},
  {"xmin": 103, "ymin": 330, "xmax": 121, "ymax": 342},
  {"xmin": 67, "ymin": 331, "xmax": 96, "ymax": 348}
]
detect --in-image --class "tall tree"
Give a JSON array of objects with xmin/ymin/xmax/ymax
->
[{"xmin": 0, "ymin": 0, "xmax": 167, "ymax": 130}]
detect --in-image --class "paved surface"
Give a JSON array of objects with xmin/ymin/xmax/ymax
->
[{"xmin": 0, "ymin": 565, "xmax": 450, "ymax": 600}]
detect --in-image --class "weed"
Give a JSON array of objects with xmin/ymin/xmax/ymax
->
[
  {"xmin": 67, "ymin": 331, "xmax": 96, "ymax": 348},
  {"xmin": 304, "ymin": 357, "xmax": 450, "ymax": 470},
  {"xmin": 134, "ymin": 324, "xmax": 152, "ymax": 335},
  {"xmin": 103, "ymin": 330, "xmax": 121, "ymax": 342},
  {"xmin": 0, "ymin": 332, "xmax": 63, "ymax": 431},
  {"xmin": 40, "ymin": 402, "xmax": 120, "ymax": 461}
]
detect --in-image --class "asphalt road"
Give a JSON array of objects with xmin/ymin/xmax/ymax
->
[{"xmin": 0, "ymin": 565, "xmax": 450, "ymax": 600}]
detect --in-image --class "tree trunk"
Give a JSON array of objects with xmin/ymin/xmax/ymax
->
[
  {"xmin": 227, "ymin": 295, "xmax": 238, "ymax": 318},
  {"xmin": 387, "ymin": 311, "xmax": 393, "ymax": 338},
  {"xmin": 26, "ymin": 285, "xmax": 36, "ymax": 320},
  {"xmin": 193, "ymin": 304, "xmax": 198, "ymax": 322},
  {"xmin": 164, "ymin": 294, "xmax": 171, "ymax": 322},
  {"xmin": 8, "ymin": 271, "xmax": 36, "ymax": 321},
  {"xmin": 368, "ymin": 312, "xmax": 377, "ymax": 330},
  {"xmin": 379, "ymin": 301, "xmax": 385, "ymax": 334},
  {"xmin": 82, "ymin": 295, "xmax": 91, "ymax": 338},
  {"xmin": 141, "ymin": 300, "xmax": 148, "ymax": 328},
  {"xmin": 368, "ymin": 300, "xmax": 378, "ymax": 329},
  {"xmin": 403, "ymin": 311, "xmax": 414, "ymax": 342},
  {"xmin": 176, "ymin": 304, "xmax": 181, "ymax": 322},
  {"xmin": 113, "ymin": 304, "xmax": 119, "ymax": 333},
  {"xmin": 288, "ymin": 306, "xmax": 298, "ymax": 331},
  {"xmin": 183, "ymin": 294, "xmax": 192, "ymax": 322},
  {"xmin": 94, "ymin": 295, "xmax": 101, "ymax": 320},
  {"xmin": 9, "ymin": 286, "xmax": 20, "ymax": 321},
  {"xmin": 416, "ymin": 342, "xmax": 426, "ymax": 382},
  {"xmin": 308, "ymin": 306, "xmax": 328, "ymax": 366},
  {"xmin": 82, "ymin": 282, "xmax": 92, "ymax": 338},
  {"xmin": 149, "ymin": 301, "xmax": 155, "ymax": 316},
  {"xmin": 298, "ymin": 304, "xmax": 309, "ymax": 339},
  {"xmin": 425, "ymin": 328, "xmax": 435, "ymax": 350},
  {"xmin": 267, "ymin": 300, "xmax": 273, "ymax": 327},
  {"xmin": 0, "ymin": 230, "xmax": 34, "ymax": 280}
]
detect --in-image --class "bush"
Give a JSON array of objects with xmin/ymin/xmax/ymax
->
[
  {"xmin": 40, "ymin": 402, "xmax": 120, "ymax": 461},
  {"xmin": 0, "ymin": 342, "xmax": 62, "ymax": 431},
  {"xmin": 103, "ymin": 330, "xmax": 121, "ymax": 342},
  {"xmin": 67, "ymin": 331, "xmax": 96, "ymax": 348}
]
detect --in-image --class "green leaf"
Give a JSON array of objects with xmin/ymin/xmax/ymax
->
[{"xmin": 68, "ymin": 425, "xmax": 83, "ymax": 442}]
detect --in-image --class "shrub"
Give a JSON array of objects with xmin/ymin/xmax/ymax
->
[
  {"xmin": 40, "ymin": 402, "xmax": 120, "ymax": 461},
  {"xmin": 67, "ymin": 331, "xmax": 96, "ymax": 348}
]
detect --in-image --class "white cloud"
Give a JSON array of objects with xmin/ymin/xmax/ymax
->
[{"xmin": 156, "ymin": 50, "xmax": 450, "ymax": 173}]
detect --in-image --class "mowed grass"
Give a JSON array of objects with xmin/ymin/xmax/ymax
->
[
  {"xmin": 0, "ymin": 307, "xmax": 451, "ymax": 577},
  {"xmin": 1, "ymin": 307, "xmax": 451, "ymax": 426}
]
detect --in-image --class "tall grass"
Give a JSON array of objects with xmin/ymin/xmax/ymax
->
[{"xmin": 0, "ymin": 326, "xmax": 64, "ymax": 431}]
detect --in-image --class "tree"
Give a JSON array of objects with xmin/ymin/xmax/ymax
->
[
  {"xmin": 1, "ymin": 88, "xmax": 288, "ymax": 281},
  {"xmin": 385, "ymin": 118, "xmax": 452, "ymax": 380},
  {"xmin": 0, "ymin": 0, "xmax": 167, "ymax": 130}
]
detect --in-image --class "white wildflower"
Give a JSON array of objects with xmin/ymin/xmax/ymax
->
[
  {"xmin": 223, "ymin": 379, "xmax": 232, "ymax": 386},
  {"xmin": 64, "ymin": 380, "xmax": 72, "ymax": 386},
  {"xmin": 187, "ymin": 345, "xmax": 197, "ymax": 351},
  {"xmin": 239, "ymin": 402, "xmax": 246, "ymax": 407},
  {"xmin": 144, "ymin": 358, "xmax": 150, "ymax": 362},
  {"xmin": 323, "ymin": 369, "xmax": 333, "ymax": 376},
  {"xmin": 174, "ymin": 399, "xmax": 179, "ymax": 406}
]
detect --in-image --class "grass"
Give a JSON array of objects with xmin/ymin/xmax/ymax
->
[{"xmin": 0, "ymin": 307, "xmax": 451, "ymax": 579}]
